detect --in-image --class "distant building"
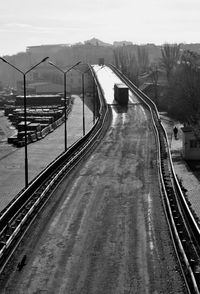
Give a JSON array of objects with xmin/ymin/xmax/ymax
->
[
  {"xmin": 15, "ymin": 94, "xmax": 62, "ymax": 106},
  {"xmin": 26, "ymin": 42, "xmax": 114, "ymax": 66},
  {"xmin": 25, "ymin": 82, "xmax": 64, "ymax": 95},
  {"xmin": 26, "ymin": 44, "xmax": 69, "ymax": 58},
  {"xmin": 84, "ymin": 38, "xmax": 112, "ymax": 47},
  {"xmin": 16, "ymin": 63, "xmax": 94, "ymax": 95},
  {"xmin": 113, "ymin": 41, "xmax": 133, "ymax": 46},
  {"xmin": 181, "ymin": 126, "xmax": 200, "ymax": 160}
]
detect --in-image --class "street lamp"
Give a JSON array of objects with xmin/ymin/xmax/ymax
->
[
  {"xmin": 93, "ymin": 79, "xmax": 96, "ymax": 125},
  {"xmin": 0, "ymin": 56, "xmax": 49, "ymax": 188},
  {"xmin": 75, "ymin": 64, "xmax": 91, "ymax": 136},
  {"xmin": 48, "ymin": 61, "xmax": 81, "ymax": 151},
  {"xmin": 88, "ymin": 64, "xmax": 104, "ymax": 125}
]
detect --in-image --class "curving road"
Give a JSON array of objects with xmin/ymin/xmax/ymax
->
[{"xmin": 0, "ymin": 66, "xmax": 187, "ymax": 293}]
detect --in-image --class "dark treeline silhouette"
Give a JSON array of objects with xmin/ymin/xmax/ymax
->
[{"xmin": 1, "ymin": 40, "xmax": 200, "ymax": 126}]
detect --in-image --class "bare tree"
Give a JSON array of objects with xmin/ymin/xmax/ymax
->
[
  {"xmin": 137, "ymin": 46, "xmax": 149, "ymax": 74},
  {"xmin": 167, "ymin": 50, "xmax": 200, "ymax": 124},
  {"xmin": 113, "ymin": 48, "xmax": 120, "ymax": 69},
  {"xmin": 160, "ymin": 43, "xmax": 181, "ymax": 82},
  {"xmin": 113, "ymin": 46, "xmax": 139, "ymax": 86},
  {"xmin": 149, "ymin": 63, "xmax": 159, "ymax": 105}
]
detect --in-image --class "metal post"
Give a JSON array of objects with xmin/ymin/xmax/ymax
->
[
  {"xmin": 23, "ymin": 74, "xmax": 28, "ymax": 188},
  {"xmin": 93, "ymin": 80, "xmax": 96, "ymax": 125},
  {"xmin": 64, "ymin": 72, "xmax": 67, "ymax": 151},
  {"xmin": 48, "ymin": 61, "xmax": 81, "ymax": 151},
  {"xmin": 0, "ymin": 56, "xmax": 49, "ymax": 189},
  {"xmin": 75, "ymin": 66, "xmax": 90, "ymax": 135},
  {"xmin": 82, "ymin": 73, "xmax": 85, "ymax": 136}
]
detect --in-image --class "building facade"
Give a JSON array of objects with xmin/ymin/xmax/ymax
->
[{"xmin": 181, "ymin": 126, "xmax": 200, "ymax": 160}]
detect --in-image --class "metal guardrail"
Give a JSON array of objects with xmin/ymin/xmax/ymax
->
[
  {"xmin": 108, "ymin": 64, "xmax": 200, "ymax": 294},
  {"xmin": 0, "ymin": 66, "xmax": 111, "ymax": 272},
  {"xmin": 109, "ymin": 64, "xmax": 200, "ymax": 238},
  {"xmin": 2, "ymin": 63, "xmax": 199, "ymax": 292}
]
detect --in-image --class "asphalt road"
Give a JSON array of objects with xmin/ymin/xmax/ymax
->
[{"xmin": 0, "ymin": 67, "xmax": 187, "ymax": 293}]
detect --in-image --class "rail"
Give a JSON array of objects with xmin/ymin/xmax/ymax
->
[{"xmin": 109, "ymin": 64, "xmax": 200, "ymax": 294}]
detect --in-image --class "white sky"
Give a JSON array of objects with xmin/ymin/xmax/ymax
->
[{"xmin": 0, "ymin": 0, "xmax": 200, "ymax": 56}]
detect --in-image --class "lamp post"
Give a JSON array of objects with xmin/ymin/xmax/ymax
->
[
  {"xmin": 88, "ymin": 64, "xmax": 102, "ymax": 125},
  {"xmin": 49, "ymin": 61, "xmax": 81, "ymax": 151},
  {"xmin": 0, "ymin": 56, "xmax": 49, "ymax": 188},
  {"xmin": 93, "ymin": 79, "xmax": 96, "ymax": 125},
  {"xmin": 75, "ymin": 65, "xmax": 91, "ymax": 136}
]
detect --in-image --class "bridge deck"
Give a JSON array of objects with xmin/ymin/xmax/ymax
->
[{"xmin": 0, "ymin": 66, "xmax": 187, "ymax": 293}]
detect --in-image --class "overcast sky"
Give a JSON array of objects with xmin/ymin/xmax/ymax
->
[{"xmin": 0, "ymin": 0, "xmax": 200, "ymax": 56}]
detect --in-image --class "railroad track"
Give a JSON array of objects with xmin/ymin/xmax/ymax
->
[
  {"xmin": 0, "ymin": 67, "xmax": 111, "ymax": 275},
  {"xmin": 109, "ymin": 64, "xmax": 200, "ymax": 294}
]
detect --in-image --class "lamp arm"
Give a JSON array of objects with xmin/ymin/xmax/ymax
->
[
  {"xmin": 25, "ymin": 57, "xmax": 49, "ymax": 75},
  {"xmin": 65, "ymin": 61, "xmax": 81, "ymax": 73},
  {"xmin": 0, "ymin": 58, "xmax": 24, "ymax": 75},
  {"xmin": 48, "ymin": 62, "xmax": 65, "ymax": 74}
]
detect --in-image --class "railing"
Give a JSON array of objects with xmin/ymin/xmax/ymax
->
[
  {"xmin": 0, "ymin": 66, "xmax": 111, "ymax": 272},
  {"xmin": 108, "ymin": 64, "xmax": 200, "ymax": 294},
  {"xmin": 109, "ymin": 64, "xmax": 200, "ymax": 238}
]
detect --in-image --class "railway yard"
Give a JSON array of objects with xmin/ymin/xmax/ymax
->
[
  {"xmin": 0, "ymin": 66, "xmax": 190, "ymax": 293},
  {"xmin": 0, "ymin": 95, "xmax": 93, "ymax": 209}
]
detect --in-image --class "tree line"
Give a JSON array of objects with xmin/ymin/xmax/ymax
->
[{"xmin": 113, "ymin": 44, "xmax": 200, "ymax": 126}]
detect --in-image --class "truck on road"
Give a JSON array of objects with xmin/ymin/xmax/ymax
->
[{"xmin": 114, "ymin": 83, "xmax": 129, "ymax": 105}]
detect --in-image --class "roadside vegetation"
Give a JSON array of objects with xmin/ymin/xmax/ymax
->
[
  {"xmin": 114, "ymin": 43, "xmax": 200, "ymax": 127},
  {"xmin": 166, "ymin": 49, "xmax": 200, "ymax": 125},
  {"xmin": 0, "ymin": 41, "xmax": 199, "ymax": 128},
  {"xmin": 154, "ymin": 44, "xmax": 200, "ymax": 127},
  {"xmin": 113, "ymin": 45, "xmax": 149, "ymax": 87}
]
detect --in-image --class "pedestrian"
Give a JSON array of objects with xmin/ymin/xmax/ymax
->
[{"xmin": 173, "ymin": 126, "xmax": 178, "ymax": 139}]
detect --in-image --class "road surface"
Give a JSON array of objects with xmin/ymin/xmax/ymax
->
[{"xmin": 0, "ymin": 66, "xmax": 187, "ymax": 293}]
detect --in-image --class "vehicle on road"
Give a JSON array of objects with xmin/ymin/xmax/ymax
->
[{"xmin": 114, "ymin": 83, "xmax": 129, "ymax": 105}]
